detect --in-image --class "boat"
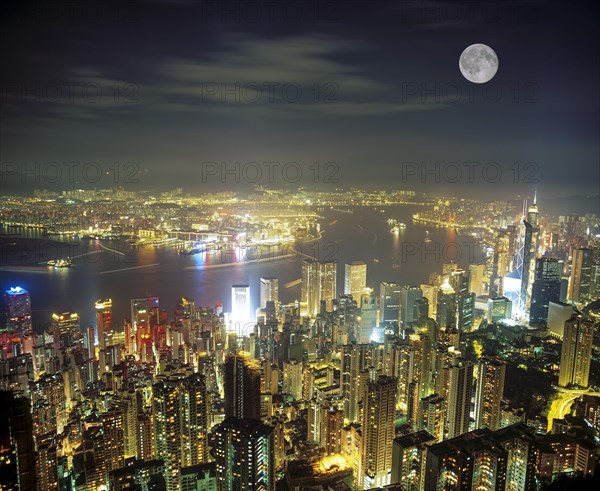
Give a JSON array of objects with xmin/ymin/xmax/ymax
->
[
  {"xmin": 179, "ymin": 247, "xmax": 207, "ymax": 255},
  {"xmin": 391, "ymin": 226, "xmax": 400, "ymax": 233},
  {"xmin": 48, "ymin": 258, "xmax": 72, "ymax": 268}
]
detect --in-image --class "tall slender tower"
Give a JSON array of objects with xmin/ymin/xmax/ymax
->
[
  {"xmin": 529, "ymin": 258, "xmax": 561, "ymax": 327},
  {"xmin": 95, "ymin": 298, "xmax": 113, "ymax": 350},
  {"xmin": 224, "ymin": 353, "xmax": 261, "ymax": 420},
  {"xmin": 345, "ymin": 261, "xmax": 367, "ymax": 299},
  {"xmin": 301, "ymin": 260, "xmax": 337, "ymax": 317},
  {"xmin": 214, "ymin": 417, "xmax": 275, "ymax": 491},
  {"xmin": 3, "ymin": 286, "xmax": 32, "ymax": 335},
  {"xmin": 446, "ymin": 358, "xmax": 474, "ymax": 439},
  {"xmin": 341, "ymin": 344, "xmax": 374, "ymax": 423},
  {"xmin": 359, "ymin": 375, "xmax": 397, "ymax": 490},
  {"xmin": 153, "ymin": 372, "xmax": 210, "ymax": 490},
  {"xmin": 474, "ymin": 356, "xmax": 506, "ymax": 431},
  {"xmin": 558, "ymin": 312, "xmax": 594, "ymax": 388},
  {"xmin": 568, "ymin": 248, "xmax": 593, "ymax": 304}
]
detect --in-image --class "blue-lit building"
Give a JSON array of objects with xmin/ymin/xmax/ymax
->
[{"xmin": 3, "ymin": 286, "xmax": 32, "ymax": 334}]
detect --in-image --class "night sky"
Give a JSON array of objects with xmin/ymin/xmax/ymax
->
[{"xmin": 1, "ymin": 0, "xmax": 598, "ymax": 202}]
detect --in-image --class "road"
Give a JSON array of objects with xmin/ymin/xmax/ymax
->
[{"xmin": 547, "ymin": 387, "xmax": 600, "ymax": 432}]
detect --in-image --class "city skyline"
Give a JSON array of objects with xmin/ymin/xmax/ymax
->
[{"xmin": 1, "ymin": 1, "xmax": 599, "ymax": 490}]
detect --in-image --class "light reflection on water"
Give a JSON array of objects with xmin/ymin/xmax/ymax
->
[{"xmin": 0, "ymin": 206, "xmax": 484, "ymax": 329}]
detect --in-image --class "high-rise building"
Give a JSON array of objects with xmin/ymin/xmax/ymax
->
[
  {"xmin": 95, "ymin": 298, "xmax": 113, "ymax": 350},
  {"xmin": 449, "ymin": 270, "xmax": 475, "ymax": 332},
  {"xmin": 102, "ymin": 408, "xmax": 126, "ymax": 474},
  {"xmin": 259, "ymin": 277, "xmax": 278, "ymax": 310},
  {"xmin": 301, "ymin": 260, "xmax": 337, "ymax": 317},
  {"xmin": 224, "ymin": 353, "xmax": 261, "ymax": 420},
  {"xmin": 130, "ymin": 297, "xmax": 160, "ymax": 330},
  {"xmin": 420, "ymin": 283, "xmax": 438, "ymax": 319},
  {"xmin": 391, "ymin": 430, "xmax": 436, "ymax": 490},
  {"xmin": 475, "ymin": 357, "xmax": 506, "ymax": 431},
  {"xmin": 231, "ymin": 285, "xmax": 251, "ymax": 333},
  {"xmin": 319, "ymin": 261, "xmax": 337, "ymax": 313},
  {"xmin": 424, "ymin": 424, "xmax": 537, "ymax": 491},
  {"xmin": 359, "ymin": 375, "xmax": 397, "ymax": 490},
  {"xmin": 322, "ymin": 408, "xmax": 343, "ymax": 454},
  {"xmin": 529, "ymin": 257, "xmax": 561, "ymax": 327},
  {"xmin": 520, "ymin": 200, "xmax": 539, "ymax": 309},
  {"xmin": 419, "ymin": 394, "xmax": 446, "ymax": 443},
  {"xmin": 399, "ymin": 286, "xmax": 423, "ymax": 334},
  {"xmin": 436, "ymin": 279, "xmax": 456, "ymax": 329},
  {"xmin": 341, "ymin": 344, "xmax": 374, "ymax": 423},
  {"xmin": 380, "ymin": 282, "xmax": 401, "ymax": 326},
  {"xmin": 345, "ymin": 261, "xmax": 367, "ymax": 299},
  {"xmin": 0, "ymin": 391, "xmax": 36, "ymax": 491},
  {"xmin": 51, "ymin": 311, "xmax": 80, "ymax": 349},
  {"xmin": 359, "ymin": 289, "xmax": 378, "ymax": 343},
  {"xmin": 558, "ymin": 312, "xmax": 594, "ymax": 388},
  {"xmin": 487, "ymin": 296, "xmax": 512, "ymax": 323},
  {"xmin": 282, "ymin": 360, "xmax": 303, "ymax": 401},
  {"xmin": 568, "ymin": 248, "xmax": 593, "ymax": 304},
  {"xmin": 469, "ymin": 264, "xmax": 485, "ymax": 296},
  {"xmin": 3, "ymin": 286, "xmax": 32, "ymax": 334},
  {"xmin": 214, "ymin": 417, "xmax": 275, "ymax": 491},
  {"xmin": 153, "ymin": 372, "xmax": 210, "ymax": 490},
  {"xmin": 35, "ymin": 434, "xmax": 58, "ymax": 491},
  {"xmin": 446, "ymin": 358, "xmax": 474, "ymax": 439},
  {"xmin": 547, "ymin": 301, "xmax": 573, "ymax": 339}
]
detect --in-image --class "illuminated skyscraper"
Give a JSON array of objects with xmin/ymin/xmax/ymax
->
[
  {"xmin": 224, "ymin": 353, "xmax": 261, "ymax": 420},
  {"xmin": 446, "ymin": 358, "xmax": 474, "ymax": 439},
  {"xmin": 322, "ymin": 408, "xmax": 343, "ymax": 454},
  {"xmin": 301, "ymin": 260, "xmax": 337, "ymax": 317},
  {"xmin": 3, "ymin": 286, "xmax": 32, "ymax": 335},
  {"xmin": 214, "ymin": 417, "xmax": 275, "ymax": 491},
  {"xmin": 469, "ymin": 263, "xmax": 485, "ymax": 297},
  {"xmin": 391, "ymin": 430, "xmax": 436, "ymax": 490},
  {"xmin": 380, "ymin": 282, "xmax": 401, "ymax": 326},
  {"xmin": 399, "ymin": 286, "xmax": 423, "ymax": 334},
  {"xmin": 282, "ymin": 360, "xmax": 303, "ymax": 401},
  {"xmin": 230, "ymin": 284, "xmax": 251, "ymax": 334},
  {"xmin": 320, "ymin": 261, "xmax": 337, "ymax": 313},
  {"xmin": 547, "ymin": 301, "xmax": 573, "ymax": 339},
  {"xmin": 419, "ymin": 394, "xmax": 446, "ymax": 443},
  {"xmin": 568, "ymin": 248, "xmax": 593, "ymax": 304},
  {"xmin": 529, "ymin": 258, "xmax": 561, "ymax": 327},
  {"xmin": 436, "ymin": 279, "xmax": 456, "ymax": 329},
  {"xmin": 341, "ymin": 344, "xmax": 374, "ymax": 423},
  {"xmin": 102, "ymin": 408, "xmax": 126, "ymax": 474},
  {"xmin": 359, "ymin": 375, "xmax": 397, "ymax": 489},
  {"xmin": 474, "ymin": 357, "xmax": 506, "ymax": 431},
  {"xmin": 558, "ymin": 312, "xmax": 594, "ymax": 388},
  {"xmin": 345, "ymin": 261, "xmax": 367, "ymax": 299},
  {"xmin": 95, "ymin": 298, "xmax": 113, "ymax": 350},
  {"xmin": 519, "ymin": 199, "xmax": 539, "ymax": 310},
  {"xmin": 130, "ymin": 297, "xmax": 160, "ymax": 330},
  {"xmin": 259, "ymin": 277, "xmax": 278, "ymax": 309},
  {"xmin": 449, "ymin": 270, "xmax": 475, "ymax": 332},
  {"xmin": 424, "ymin": 424, "xmax": 537, "ymax": 491},
  {"xmin": 153, "ymin": 372, "xmax": 210, "ymax": 490},
  {"xmin": 359, "ymin": 289, "xmax": 378, "ymax": 343},
  {"xmin": 51, "ymin": 311, "xmax": 80, "ymax": 348},
  {"xmin": 487, "ymin": 296, "xmax": 512, "ymax": 323}
]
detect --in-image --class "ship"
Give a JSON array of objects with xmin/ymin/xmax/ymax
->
[{"xmin": 47, "ymin": 258, "xmax": 72, "ymax": 268}]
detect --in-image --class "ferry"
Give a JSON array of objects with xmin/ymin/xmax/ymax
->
[{"xmin": 48, "ymin": 258, "xmax": 72, "ymax": 268}]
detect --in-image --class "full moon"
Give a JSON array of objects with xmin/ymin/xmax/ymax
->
[{"xmin": 459, "ymin": 44, "xmax": 498, "ymax": 84}]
